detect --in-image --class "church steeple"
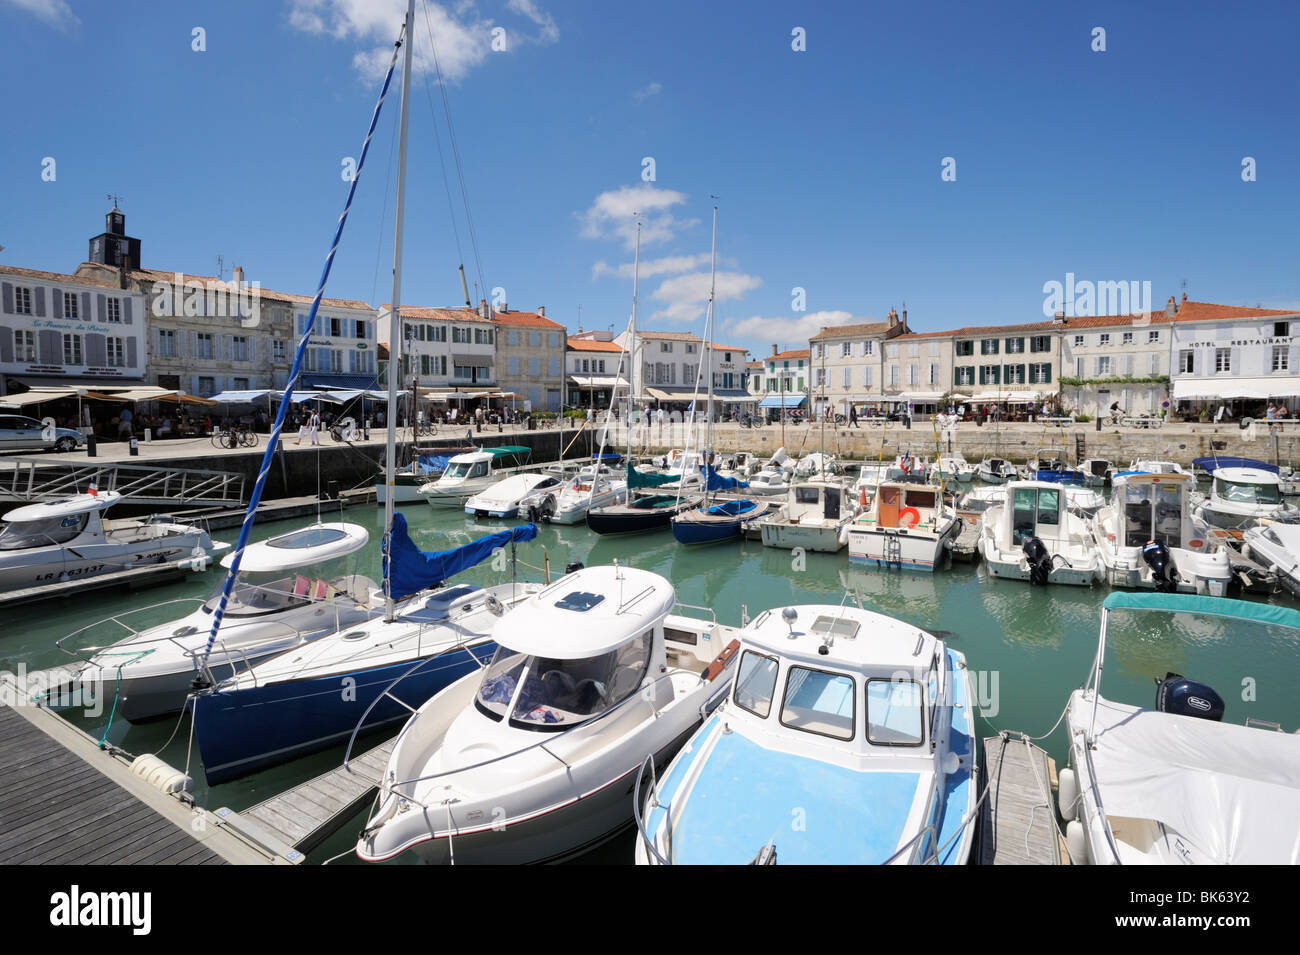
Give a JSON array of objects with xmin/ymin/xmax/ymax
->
[{"xmin": 88, "ymin": 198, "xmax": 141, "ymax": 269}]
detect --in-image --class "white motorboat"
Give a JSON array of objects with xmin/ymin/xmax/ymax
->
[
  {"xmin": 0, "ymin": 491, "xmax": 229, "ymax": 594},
  {"xmin": 793, "ymin": 451, "xmax": 842, "ymax": 479},
  {"xmin": 845, "ymin": 482, "xmax": 960, "ymax": 572},
  {"xmin": 977, "ymin": 456, "xmax": 1016, "ymax": 484},
  {"xmin": 418, "ymin": 449, "xmax": 519, "ymax": 507},
  {"xmin": 1060, "ymin": 592, "xmax": 1300, "ymax": 864},
  {"xmin": 635, "ymin": 601, "xmax": 978, "ymax": 864},
  {"xmin": 51, "ymin": 523, "xmax": 378, "ymax": 721},
  {"xmin": 851, "ymin": 464, "xmax": 892, "ymax": 507},
  {"xmin": 463, "ymin": 471, "xmax": 564, "ymax": 518},
  {"xmin": 1080, "ymin": 458, "xmax": 1111, "ymax": 487},
  {"xmin": 1092, "ymin": 472, "xmax": 1230, "ymax": 596},
  {"xmin": 521, "ymin": 466, "xmax": 628, "ymax": 524},
  {"xmin": 934, "ymin": 453, "xmax": 975, "ymax": 483},
  {"xmin": 377, "ymin": 448, "xmax": 471, "ymax": 505},
  {"xmin": 1130, "ymin": 459, "xmax": 1193, "ymax": 478},
  {"xmin": 1192, "ymin": 464, "xmax": 1298, "ymax": 529},
  {"xmin": 1241, "ymin": 521, "xmax": 1300, "ymax": 599},
  {"xmin": 959, "ymin": 482, "xmax": 1105, "ymax": 516},
  {"xmin": 887, "ymin": 451, "xmax": 928, "ymax": 481},
  {"xmin": 758, "ymin": 479, "xmax": 856, "ymax": 553},
  {"xmin": 355, "ymin": 563, "xmax": 742, "ymax": 864},
  {"xmin": 978, "ymin": 480, "xmax": 1102, "ymax": 586}
]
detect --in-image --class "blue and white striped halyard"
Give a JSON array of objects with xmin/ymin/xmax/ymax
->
[{"xmin": 198, "ymin": 29, "xmax": 406, "ymax": 670}]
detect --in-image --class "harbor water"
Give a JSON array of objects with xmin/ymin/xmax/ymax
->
[{"xmin": 4, "ymin": 492, "xmax": 1298, "ymax": 864}]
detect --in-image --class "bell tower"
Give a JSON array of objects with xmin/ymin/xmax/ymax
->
[{"xmin": 88, "ymin": 196, "xmax": 141, "ymax": 269}]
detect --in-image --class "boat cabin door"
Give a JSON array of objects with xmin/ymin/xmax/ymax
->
[
  {"xmin": 1010, "ymin": 486, "xmax": 1062, "ymax": 546},
  {"xmin": 824, "ymin": 486, "xmax": 841, "ymax": 520},
  {"xmin": 878, "ymin": 486, "xmax": 901, "ymax": 527}
]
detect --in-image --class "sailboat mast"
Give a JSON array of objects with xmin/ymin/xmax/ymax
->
[
  {"xmin": 705, "ymin": 205, "xmax": 717, "ymax": 456},
  {"xmin": 627, "ymin": 219, "xmax": 640, "ymax": 462},
  {"xmin": 383, "ymin": 0, "xmax": 415, "ymax": 623}
]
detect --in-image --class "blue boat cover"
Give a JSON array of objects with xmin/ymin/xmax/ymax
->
[
  {"xmin": 700, "ymin": 465, "xmax": 749, "ymax": 491},
  {"xmin": 1192, "ymin": 456, "xmax": 1278, "ymax": 475},
  {"xmin": 414, "ymin": 453, "xmax": 453, "ymax": 476},
  {"xmin": 592, "ymin": 452, "xmax": 623, "ymax": 463},
  {"xmin": 382, "ymin": 511, "xmax": 537, "ymax": 600}
]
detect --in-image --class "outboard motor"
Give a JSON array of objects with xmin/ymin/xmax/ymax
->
[
  {"xmin": 564, "ymin": 561, "xmax": 585, "ymax": 575},
  {"xmin": 1022, "ymin": 536, "xmax": 1054, "ymax": 585},
  {"xmin": 1155, "ymin": 672, "xmax": 1225, "ymax": 722},
  {"xmin": 1141, "ymin": 540, "xmax": 1180, "ymax": 593}
]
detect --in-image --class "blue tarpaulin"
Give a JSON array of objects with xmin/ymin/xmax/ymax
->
[
  {"xmin": 1192, "ymin": 456, "xmax": 1279, "ymax": 475},
  {"xmin": 759, "ymin": 394, "xmax": 806, "ymax": 409},
  {"xmin": 382, "ymin": 511, "xmax": 537, "ymax": 601},
  {"xmin": 700, "ymin": 465, "xmax": 749, "ymax": 491}
]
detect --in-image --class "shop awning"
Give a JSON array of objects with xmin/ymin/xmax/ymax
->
[
  {"xmin": 569, "ymin": 376, "xmax": 625, "ymax": 389},
  {"xmin": 209, "ymin": 390, "xmax": 273, "ymax": 403},
  {"xmin": 900, "ymin": 391, "xmax": 944, "ymax": 402},
  {"xmin": 0, "ymin": 387, "xmax": 82, "ymax": 407},
  {"xmin": 971, "ymin": 390, "xmax": 1045, "ymax": 403},
  {"xmin": 1172, "ymin": 376, "xmax": 1299, "ymax": 400},
  {"xmin": 300, "ymin": 374, "xmax": 380, "ymax": 390},
  {"xmin": 758, "ymin": 394, "xmax": 808, "ymax": 409},
  {"xmin": 715, "ymin": 389, "xmax": 758, "ymax": 403}
]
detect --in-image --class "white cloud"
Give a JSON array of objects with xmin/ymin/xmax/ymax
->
[
  {"xmin": 577, "ymin": 184, "xmax": 697, "ymax": 250},
  {"xmin": 2, "ymin": 0, "xmax": 77, "ymax": 28},
  {"xmin": 723, "ymin": 310, "xmax": 856, "ymax": 344},
  {"xmin": 648, "ymin": 271, "xmax": 763, "ymax": 323},
  {"xmin": 591, "ymin": 253, "xmax": 711, "ymax": 281},
  {"xmin": 632, "ymin": 81, "xmax": 662, "ymax": 102},
  {"xmin": 288, "ymin": 0, "xmax": 558, "ymax": 83}
]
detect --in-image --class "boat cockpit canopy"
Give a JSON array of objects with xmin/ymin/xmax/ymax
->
[{"xmin": 0, "ymin": 513, "xmax": 89, "ymax": 550}]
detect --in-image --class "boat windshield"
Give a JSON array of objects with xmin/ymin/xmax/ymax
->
[
  {"xmin": 733, "ymin": 650, "xmax": 779, "ymax": 717},
  {"xmin": 866, "ymin": 678, "xmax": 924, "ymax": 746},
  {"xmin": 201, "ymin": 573, "xmax": 315, "ymax": 617},
  {"xmin": 0, "ymin": 514, "xmax": 89, "ymax": 550},
  {"xmin": 445, "ymin": 460, "xmax": 488, "ymax": 480},
  {"xmin": 1011, "ymin": 487, "xmax": 1059, "ymax": 545},
  {"xmin": 474, "ymin": 633, "xmax": 653, "ymax": 731},
  {"xmin": 1215, "ymin": 477, "xmax": 1281, "ymax": 506},
  {"xmin": 780, "ymin": 666, "xmax": 855, "ymax": 740}
]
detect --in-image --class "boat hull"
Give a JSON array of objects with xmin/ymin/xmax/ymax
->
[
  {"xmin": 586, "ymin": 498, "xmax": 698, "ymax": 535},
  {"xmin": 0, "ymin": 528, "xmax": 220, "ymax": 593},
  {"xmin": 191, "ymin": 642, "xmax": 494, "ymax": 784},
  {"xmin": 846, "ymin": 522, "xmax": 958, "ymax": 572},
  {"xmin": 758, "ymin": 520, "xmax": 846, "ymax": 553}
]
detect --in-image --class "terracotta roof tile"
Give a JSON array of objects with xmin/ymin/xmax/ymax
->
[
  {"xmin": 567, "ymin": 339, "xmax": 624, "ymax": 352},
  {"xmin": 492, "ymin": 310, "xmax": 565, "ymax": 329},
  {"xmin": 129, "ymin": 267, "xmax": 372, "ymax": 310},
  {"xmin": 1173, "ymin": 300, "xmax": 1299, "ymax": 322},
  {"xmin": 636, "ymin": 330, "xmax": 703, "ymax": 341},
  {"xmin": 769, "ymin": 349, "xmax": 810, "ymax": 361},
  {"xmin": 809, "ymin": 321, "xmax": 892, "ymax": 341},
  {"xmin": 383, "ymin": 304, "xmax": 494, "ymax": 324},
  {"xmin": 0, "ymin": 263, "xmax": 125, "ymax": 289}
]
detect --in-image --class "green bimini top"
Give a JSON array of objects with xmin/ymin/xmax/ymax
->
[
  {"xmin": 484, "ymin": 446, "xmax": 532, "ymax": 458},
  {"xmin": 1102, "ymin": 592, "xmax": 1300, "ymax": 631}
]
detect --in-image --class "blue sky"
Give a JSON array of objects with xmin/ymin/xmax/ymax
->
[{"xmin": 2, "ymin": 0, "xmax": 1298, "ymax": 356}]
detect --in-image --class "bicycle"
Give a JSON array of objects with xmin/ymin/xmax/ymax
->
[
  {"xmin": 738, "ymin": 414, "xmax": 764, "ymax": 429},
  {"xmin": 330, "ymin": 417, "xmax": 359, "ymax": 442},
  {"xmin": 413, "ymin": 421, "xmax": 439, "ymax": 438},
  {"xmin": 215, "ymin": 426, "xmax": 257, "ymax": 449}
]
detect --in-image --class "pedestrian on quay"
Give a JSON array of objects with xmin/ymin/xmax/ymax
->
[{"xmin": 849, "ymin": 405, "xmax": 858, "ymax": 428}]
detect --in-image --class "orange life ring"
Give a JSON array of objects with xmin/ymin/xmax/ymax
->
[
  {"xmin": 899, "ymin": 506, "xmax": 921, "ymax": 529},
  {"xmin": 1188, "ymin": 538, "xmax": 1204, "ymax": 549}
]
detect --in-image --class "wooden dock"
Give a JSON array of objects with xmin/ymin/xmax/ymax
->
[
  {"xmin": 221, "ymin": 737, "xmax": 397, "ymax": 858},
  {"xmin": 0, "ymin": 556, "xmax": 209, "ymax": 610},
  {"xmin": 0, "ymin": 693, "xmax": 282, "ymax": 864},
  {"xmin": 979, "ymin": 733, "xmax": 1067, "ymax": 865}
]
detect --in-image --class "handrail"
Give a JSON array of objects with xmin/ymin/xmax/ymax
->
[
  {"xmin": 879, "ymin": 821, "xmax": 938, "ymax": 866},
  {"xmin": 633, "ymin": 753, "xmax": 672, "ymax": 865},
  {"xmin": 670, "ymin": 600, "xmax": 717, "ymax": 624}
]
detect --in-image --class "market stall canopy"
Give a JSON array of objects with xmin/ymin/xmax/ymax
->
[
  {"xmin": 0, "ymin": 387, "xmax": 83, "ymax": 407},
  {"xmin": 209, "ymin": 390, "xmax": 274, "ymax": 403},
  {"xmin": 1172, "ymin": 376, "xmax": 1298, "ymax": 400}
]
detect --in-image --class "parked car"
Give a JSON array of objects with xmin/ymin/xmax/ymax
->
[{"xmin": 0, "ymin": 414, "xmax": 85, "ymax": 453}]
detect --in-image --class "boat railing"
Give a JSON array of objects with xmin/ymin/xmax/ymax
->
[
  {"xmin": 54, "ymin": 598, "xmax": 209, "ymax": 666},
  {"xmin": 347, "ymin": 663, "xmax": 688, "ymax": 809},
  {"xmin": 671, "ymin": 601, "xmax": 716, "ymax": 624},
  {"xmin": 879, "ymin": 821, "xmax": 938, "ymax": 865},
  {"xmin": 633, "ymin": 753, "xmax": 673, "ymax": 865},
  {"xmin": 184, "ymin": 619, "xmax": 316, "ymax": 690}
]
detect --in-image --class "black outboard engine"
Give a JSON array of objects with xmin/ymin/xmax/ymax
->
[
  {"xmin": 565, "ymin": 561, "xmax": 585, "ymax": 575},
  {"xmin": 1022, "ymin": 536, "xmax": 1053, "ymax": 585},
  {"xmin": 1141, "ymin": 540, "xmax": 1180, "ymax": 593},
  {"xmin": 1155, "ymin": 672, "xmax": 1225, "ymax": 722}
]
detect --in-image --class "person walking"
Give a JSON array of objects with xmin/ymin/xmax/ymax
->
[{"xmin": 848, "ymin": 404, "xmax": 858, "ymax": 428}]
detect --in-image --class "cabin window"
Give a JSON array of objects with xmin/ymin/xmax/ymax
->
[
  {"xmin": 794, "ymin": 486, "xmax": 820, "ymax": 505},
  {"xmin": 906, "ymin": 489, "xmax": 937, "ymax": 510},
  {"xmin": 734, "ymin": 650, "xmax": 779, "ymax": 718},
  {"xmin": 780, "ymin": 666, "xmax": 855, "ymax": 740},
  {"xmin": 1215, "ymin": 477, "xmax": 1281, "ymax": 506},
  {"xmin": 866, "ymin": 679, "xmax": 924, "ymax": 746},
  {"xmin": 1122, "ymin": 483, "xmax": 1154, "ymax": 548},
  {"xmin": 1037, "ymin": 488, "xmax": 1060, "ymax": 526},
  {"xmin": 1153, "ymin": 483, "xmax": 1183, "ymax": 548},
  {"xmin": 1011, "ymin": 488, "xmax": 1038, "ymax": 546},
  {"xmin": 0, "ymin": 513, "xmax": 89, "ymax": 550}
]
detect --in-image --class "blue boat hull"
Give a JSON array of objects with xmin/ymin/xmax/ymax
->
[
  {"xmin": 671, "ymin": 519, "xmax": 743, "ymax": 545},
  {"xmin": 191, "ymin": 642, "xmax": 495, "ymax": 785}
]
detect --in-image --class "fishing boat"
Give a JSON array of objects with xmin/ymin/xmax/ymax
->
[
  {"xmin": 463, "ymin": 471, "xmax": 564, "ymax": 519},
  {"xmin": 845, "ymin": 482, "xmax": 960, "ymax": 572},
  {"xmin": 978, "ymin": 480, "xmax": 1103, "ymax": 586},
  {"xmin": 1242, "ymin": 522, "xmax": 1300, "ymax": 598},
  {"xmin": 959, "ymin": 482, "xmax": 1105, "ymax": 517},
  {"xmin": 634, "ymin": 601, "xmax": 977, "ymax": 864},
  {"xmin": 1091, "ymin": 472, "xmax": 1231, "ymax": 596},
  {"xmin": 851, "ymin": 464, "xmax": 891, "ymax": 507},
  {"xmin": 977, "ymin": 456, "xmax": 1016, "ymax": 484},
  {"xmin": 417, "ymin": 447, "xmax": 533, "ymax": 508},
  {"xmin": 887, "ymin": 451, "xmax": 928, "ymax": 482},
  {"xmin": 189, "ymin": 515, "xmax": 541, "ymax": 783},
  {"xmin": 0, "ymin": 491, "xmax": 229, "ymax": 594},
  {"xmin": 377, "ymin": 447, "xmax": 474, "ymax": 505},
  {"xmin": 757, "ymin": 479, "xmax": 855, "ymax": 553},
  {"xmin": 1080, "ymin": 458, "xmax": 1111, "ymax": 487},
  {"xmin": 1191, "ymin": 460, "xmax": 1298, "ymax": 529},
  {"xmin": 1029, "ymin": 446, "xmax": 1084, "ymax": 485},
  {"xmin": 52, "ymin": 523, "xmax": 376, "ymax": 721},
  {"xmin": 934, "ymin": 453, "xmax": 976, "ymax": 483},
  {"xmin": 745, "ymin": 453, "xmax": 794, "ymax": 498},
  {"xmin": 355, "ymin": 563, "xmax": 741, "ymax": 864},
  {"xmin": 1059, "ymin": 592, "xmax": 1300, "ymax": 864},
  {"xmin": 1130, "ymin": 458, "xmax": 1193, "ymax": 477},
  {"xmin": 521, "ymin": 464, "xmax": 626, "ymax": 524}
]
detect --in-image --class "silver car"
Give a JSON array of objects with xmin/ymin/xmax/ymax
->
[{"xmin": 0, "ymin": 414, "xmax": 85, "ymax": 453}]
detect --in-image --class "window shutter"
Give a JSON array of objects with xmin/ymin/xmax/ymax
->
[
  {"xmin": 1, "ymin": 282, "xmax": 12, "ymax": 314},
  {"xmin": 127, "ymin": 338, "xmax": 138, "ymax": 369},
  {"xmin": 39, "ymin": 330, "xmax": 61, "ymax": 365},
  {"xmin": 49, "ymin": 286, "xmax": 61, "ymax": 317},
  {"xmin": 123, "ymin": 297, "xmax": 133, "ymax": 324},
  {"xmin": 81, "ymin": 291, "xmax": 91, "ymax": 320},
  {"xmin": 86, "ymin": 334, "xmax": 107, "ymax": 366},
  {"xmin": 0, "ymin": 327, "xmax": 12, "ymax": 363},
  {"xmin": 96, "ymin": 293, "xmax": 107, "ymax": 322}
]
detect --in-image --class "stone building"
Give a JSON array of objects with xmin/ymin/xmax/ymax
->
[{"xmin": 493, "ymin": 305, "xmax": 566, "ymax": 411}]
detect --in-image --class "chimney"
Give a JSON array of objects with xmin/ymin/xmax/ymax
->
[
  {"xmin": 901, "ymin": 306, "xmax": 907, "ymax": 328},
  {"xmin": 478, "ymin": 298, "xmax": 489, "ymax": 319},
  {"xmin": 1165, "ymin": 296, "xmax": 1177, "ymax": 319},
  {"xmin": 1053, "ymin": 310, "xmax": 1066, "ymax": 324},
  {"xmin": 887, "ymin": 308, "xmax": 898, "ymax": 327},
  {"xmin": 772, "ymin": 344, "xmax": 779, "ymax": 357},
  {"xmin": 233, "ymin": 265, "xmax": 244, "ymax": 285},
  {"xmin": 1181, "ymin": 292, "xmax": 1188, "ymax": 304},
  {"xmin": 537, "ymin": 306, "xmax": 545, "ymax": 317},
  {"xmin": 499, "ymin": 301, "xmax": 508, "ymax": 314}
]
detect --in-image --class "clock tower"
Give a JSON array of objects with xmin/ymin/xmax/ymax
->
[{"xmin": 88, "ymin": 200, "xmax": 142, "ymax": 269}]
